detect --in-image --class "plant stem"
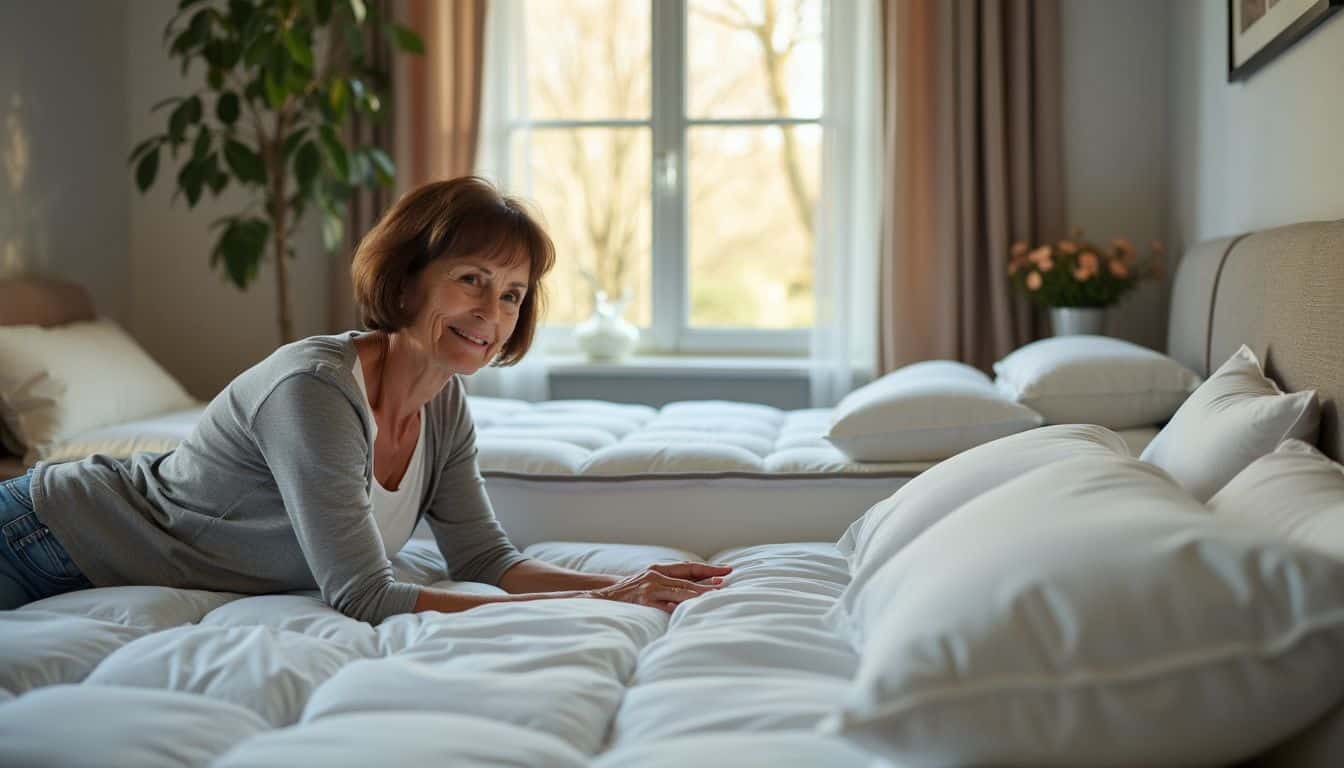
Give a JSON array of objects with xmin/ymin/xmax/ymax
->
[{"xmin": 270, "ymin": 110, "xmax": 294, "ymax": 343}]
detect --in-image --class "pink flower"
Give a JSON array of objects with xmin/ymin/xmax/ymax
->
[
  {"xmin": 1108, "ymin": 259, "xmax": 1130, "ymax": 278},
  {"xmin": 1010, "ymin": 241, "xmax": 1028, "ymax": 258},
  {"xmin": 1073, "ymin": 264, "xmax": 1096, "ymax": 282},
  {"xmin": 1026, "ymin": 271, "xmax": 1043, "ymax": 291},
  {"xmin": 1057, "ymin": 240, "xmax": 1079, "ymax": 255},
  {"xmin": 1111, "ymin": 237, "xmax": 1134, "ymax": 256},
  {"xmin": 1028, "ymin": 246, "xmax": 1051, "ymax": 265},
  {"xmin": 1077, "ymin": 251, "xmax": 1099, "ymax": 272}
]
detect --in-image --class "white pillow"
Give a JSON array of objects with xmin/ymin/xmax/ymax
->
[
  {"xmin": 833, "ymin": 423, "xmax": 1129, "ymax": 646},
  {"xmin": 827, "ymin": 360, "xmax": 1043, "ymax": 462},
  {"xmin": 825, "ymin": 454, "xmax": 1344, "ymax": 767},
  {"xmin": 1209, "ymin": 439, "xmax": 1344, "ymax": 560},
  {"xmin": 1141, "ymin": 345, "xmax": 1320, "ymax": 501},
  {"xmin": 993, "ymin": 335, "xmax": 1202, "ymax": 428},
  {"xmin": 0, "ymin": 319, "xmax": 197, "ymax": 465}
]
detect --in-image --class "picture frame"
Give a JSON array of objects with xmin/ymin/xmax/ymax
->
[{"xmin": 1228, "ymin": 0, "xmax": 1343, "ymax": 81}]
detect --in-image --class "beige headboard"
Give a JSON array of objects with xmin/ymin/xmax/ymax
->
[
  {"xmin": 0, "ymin": 277, "xmax": 96, "ymax": 327},
  {"xmin": 1167, "ymin": 220, "xmax": 1344, "ymax": 461}
]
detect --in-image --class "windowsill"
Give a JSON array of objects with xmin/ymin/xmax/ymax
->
[{"xmin": 545, "ymin": 354, "xmax": 814, "ymax": 379}]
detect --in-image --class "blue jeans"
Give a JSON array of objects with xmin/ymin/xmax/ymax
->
[{"xmin": 1, "ymin": 469, "xmax": 91, "ymax": 609}]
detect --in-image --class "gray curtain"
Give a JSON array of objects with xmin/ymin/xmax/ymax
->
[{"xmin": 878, "ymin": 0, "xmax": 1064, "ymax": 373}]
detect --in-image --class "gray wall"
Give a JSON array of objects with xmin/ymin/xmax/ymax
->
[
  {"xmin": 1059, "ymin": 0, "xmax": 1171, "ymax": 351},
  {"xmin": 0, "ymin": 0, "xmax": 130, "ymax": 323},
  {"xmin": 1168, "ymin": 0, "xmax": 1344, "ymax": 252}
]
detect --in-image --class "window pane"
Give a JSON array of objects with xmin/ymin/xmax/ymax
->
[
  {"xmin": 522, "ymin": 0, "xmax": 651, "ymax": 121},
  {"xmin": 687, "ymin": 0, "xmax": 823, "ymax": 119},
  {"xmin": 512, "ymin": 127, "xmax": 652, "ymax": 328},
  {"xmin": 688, "ymin": 124, "xmax": 819, "ymax": 328}
]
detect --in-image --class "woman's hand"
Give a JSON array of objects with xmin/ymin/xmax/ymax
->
[{"xmin": 589, "ymin": 562, "xmax": 733, "ymax": 613}]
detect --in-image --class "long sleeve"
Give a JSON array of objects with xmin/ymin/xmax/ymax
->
[
  {"xmin": 423, "ymin": 382, "xmax": 529, "ymax": 585},
  {"xmin": 250, "ymin": 373, "xmax": 421, "ymax": 623}
]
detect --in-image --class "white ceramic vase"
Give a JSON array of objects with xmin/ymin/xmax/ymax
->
[
  {"xmin": 1050, "ymin": 307, "xmax": 1106, "ymax": 336},
  {"xmin": 575, "ymin": 291, "xmax": 639, "ymax": 362}
]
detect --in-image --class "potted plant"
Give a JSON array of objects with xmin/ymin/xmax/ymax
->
[
  {"xmin": 129, "ymin": 0, "xmax": 423, "ymax": 343},
  {"xmin": 1007, "ymin": 232, "xmax": 1166, "ymax": 336}
]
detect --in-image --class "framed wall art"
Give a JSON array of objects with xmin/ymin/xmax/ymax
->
[{"xmin": 1228, "ymin": 0, "xmax": 1343, "ymax": 80}]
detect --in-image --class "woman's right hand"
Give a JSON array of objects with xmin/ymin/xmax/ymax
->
[{"xmin": 588, "ymin": 569, "xmax": 722, "ymax": 613}]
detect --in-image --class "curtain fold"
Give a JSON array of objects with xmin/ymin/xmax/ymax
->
[
  {"xmin": 877, "ymin": 0, "xmax": 1064, "ymax": 374},
  {"xmin": 329, "ymin": 0, "xmax": 489, "ymax": 332},
  {"xmin": 810, "ymin": 0, "xmax": 882, "ymax": 407}
]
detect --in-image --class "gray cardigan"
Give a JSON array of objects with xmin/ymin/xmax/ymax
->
[{"xmin": 31, "ymin": 332, "xmax": 528, "ymax": 623}]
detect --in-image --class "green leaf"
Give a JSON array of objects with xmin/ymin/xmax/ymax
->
[
  {"xmin": 318, "ymin": 125, "xmax": 349, "ymax": 182},
  {"xmin": 207, "ymin": 170, "xmax": 229, "ymax": 195},
  {"xmin": 167, "ymin": 96, "xmax": 201, "ymax": 143},
  {"xmin": 207, "ymin": 66, "xmax": 224, "ymax": 90},
  {"xmin": 368, "ymin": 147, "xmax": 394, "ymax": 186},
  {"xmin": 321, "ymin": 210, "xmax": 345, "ymax": 251},
  {"xmin": 128, "ymin": 136, "xmax": 162, "ymax": 163},
  {"xmin": 224, "ymin": 139, "xmax": 267, "ymax": 184},
  {"xmin": 135, "ymin": 146, "xmax": 160, "ymax": 192},
  {"xmin": 150, "ymin": 96, "xmax": 183, "ymax": 113},
  {"xmin": 178, "ymin": 159, "xmax": 206, "ymax": 206},
  {"xmin": 192, "ymin": 127, "xmax": 212, "ymax": 160},
  {"xmin": 214, "ymin": 218, "xmax": 269, "ymax": 289},
  {"xmin": 295, "ymin": 141, "xmax": 321, "ymax": 191},
  {"xmin": 328, "ymin": 78, "xmax": 348, "ymax": 117},
  {"xmin": 347, "ymin": 0, "xmax": 367, "ymax": 24},
  {"xmin": 388, "ymin": 24, "xmax": 423, "ymax": 54},
  {"xmin": 216, "ymin": 91, "xmax": 240, "ymax": 124},
  {"xmin": 179, "ymin": 0, "xmax": 208, "ymax": 9},
  {"xmin": 281, "ymin": 27, "xmax": 314, "ymax": 71},
  {"xmin": 282, "ymin": 128, "xmax": 309, "ymax": 158},
  {"xmin": 263, "ymin": 70, "xmax": 287, "ymax": 108}
]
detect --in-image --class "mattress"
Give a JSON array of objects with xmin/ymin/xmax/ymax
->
[
  {"xmin": 0, "ymin": 540, "xmax": 872, "ymax": 766},
  {"xmin": 467, "ymin": 397, "xmax": 1159, "ymax": 552}
]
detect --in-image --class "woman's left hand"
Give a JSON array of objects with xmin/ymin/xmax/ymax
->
[{"xmin": 647, "ymin": 561, "xmax": 733, "ymax": 587}]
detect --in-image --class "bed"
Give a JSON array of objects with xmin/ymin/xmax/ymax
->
[{"xmin": 1, "ymin": 219, "xmax": 1342, "ymax": 766}]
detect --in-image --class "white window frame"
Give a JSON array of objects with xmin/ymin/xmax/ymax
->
[{"xmin": 494, "ymin": 0, "xmax": 837, "ymax": 357}]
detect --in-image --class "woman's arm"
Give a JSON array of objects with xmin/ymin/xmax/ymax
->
[
  {"xmin": 413, "ymin": 584, "xmax": 592, "ymax": 613},
  {"xmin": 496, "ymin": 558, "xmax": 620, "ymax": 593}
]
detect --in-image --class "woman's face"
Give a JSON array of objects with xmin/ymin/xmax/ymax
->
[{"xmin": 405, "ymin": 252, "xmax": 530, "ymax": 375}]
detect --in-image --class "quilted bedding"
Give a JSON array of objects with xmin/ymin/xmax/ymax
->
[{"xmin": 0, "ymin": 540, "xmax": 873, "ymax": 767}]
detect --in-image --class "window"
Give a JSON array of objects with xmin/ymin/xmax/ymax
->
[{"xmin": 491, "ymin": 0, "xmax": 828, "ymax": 355}]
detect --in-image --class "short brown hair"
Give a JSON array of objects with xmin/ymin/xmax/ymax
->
[{"xmin": 351, "ymin": 176, "xmax": 556, "ymax": 366}]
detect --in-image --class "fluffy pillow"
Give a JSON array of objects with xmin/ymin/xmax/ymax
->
[
  {"xmin": 993, "ymin": 335, "xmax": 1202, "ymax": 428},
  {"xmin": 1141, "ymin": 345, "xmax": 1320, "ymax": 501},
  {"xmin": 827, "ymin": 360, "xmax": 1043, "ymax": 462},
  {"xmin": 824, "ymin": 454, "xmax": 1344, "ymax": 767},
  {"xmin": 833, "ymin": 423, "xmax": 1129, "ymax": 645},
  {"xmin": 0, "ymin": 319, "xmax": 196, "ymax": 465},
  {"xmin": 1209, "ymin": 439, "xmax": 1344, "ymax": 559}
]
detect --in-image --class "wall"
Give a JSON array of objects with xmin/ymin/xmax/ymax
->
[
  {"xmin": 1168, "ymin": 0, "xmax": 1344, "ymax": 252},
  {"xmin": 1059, "ymin": 0, "xmax": 1171, "ymax": 351},
  {"xmin": 126, "ymin": 0, "xmax": 331, "ymax": 400},
  {"xmin": 0, "ymin": 0, "xmax": 130, "ymax": 323}
]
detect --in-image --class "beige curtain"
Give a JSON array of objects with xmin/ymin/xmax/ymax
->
[
  {"xmin": 878, "ymin": 0, "xmax": 1064, "ymax": 373},
  {"xmin": 329, "ymin": 0, "xmax": 488, "ymax": 330}
]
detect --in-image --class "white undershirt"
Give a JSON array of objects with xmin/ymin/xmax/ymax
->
[{"xmin": 351, "ymin": 357, "xmax": 425, "ymax": 558}]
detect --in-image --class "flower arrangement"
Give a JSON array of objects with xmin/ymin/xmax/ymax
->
[{"xmin": 1008, "ymin": 231, "xmax": 1166, "ymax": 308}]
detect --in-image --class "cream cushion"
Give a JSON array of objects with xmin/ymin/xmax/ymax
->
[
  {"xmin": 992, "ymin": 335, "xmax": 1202, "ymax": 428},
  {"xmin": 827, "ymin": 360, "xmax": 1043, "ymax": 462},
  {"xmin": 825, "ymin": 454, "xmax": 1344, "ymax": 767},
  {"xmin": 1209, "ymin": 439, "xmax": 1344, "ymax": 560},
  {"xmin": 833, "ymin": 424, "xmax": 1128, "ymax": 646},
  {"xmin": 1141, "ymin": 345, "xmax": 1320, "ymax": 501},
  {"xmin": 0, "ymin": 319, "xmax": 196, "ymax": 465}
]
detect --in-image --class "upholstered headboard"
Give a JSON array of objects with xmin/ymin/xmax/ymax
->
[{"xmin": 1167, "ymin": 220, "xmax": 1344, "ymax": 461}]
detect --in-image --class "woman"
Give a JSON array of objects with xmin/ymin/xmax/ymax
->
[{"xmin": 0, "ymin": 176, "xmax": 730, "ymax": 620}]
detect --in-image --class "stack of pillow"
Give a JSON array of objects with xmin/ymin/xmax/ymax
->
[
  {"xmin": 827, "ymin": 335, "xmax": 1205, "ymax": 463},
  {"xmin": 821, "ymin": 344, "xmax": 1339, "ymax": 766}
]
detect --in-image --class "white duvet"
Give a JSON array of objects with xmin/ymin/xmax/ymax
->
[{"xmin": 0, "ymin": 540, "xmax": 875, "ymax": 767}]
